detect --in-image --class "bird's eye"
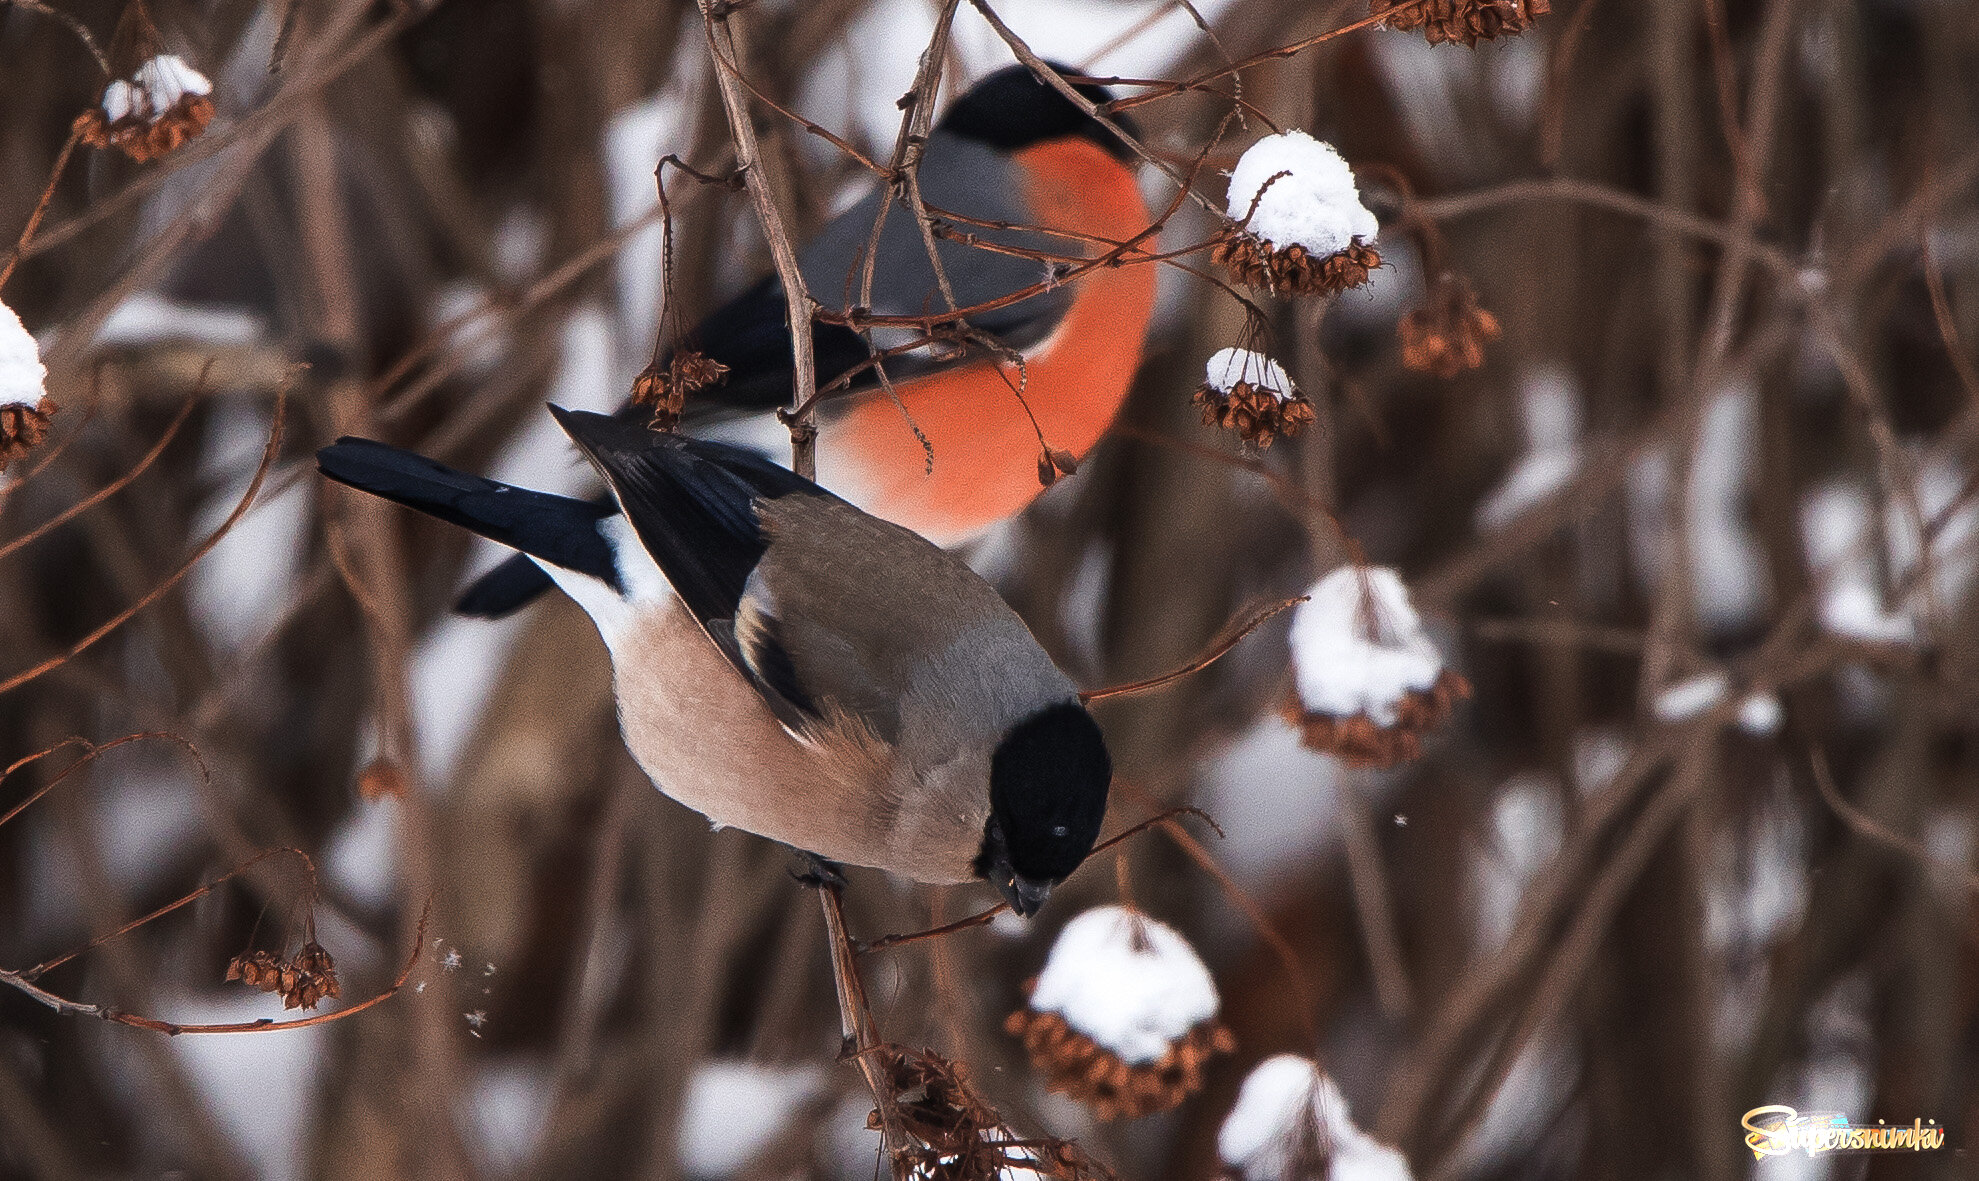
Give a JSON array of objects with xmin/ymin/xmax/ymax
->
[{"xmin": 1051, "ymin": 824, "xmax": 1069, "ymax": 837}]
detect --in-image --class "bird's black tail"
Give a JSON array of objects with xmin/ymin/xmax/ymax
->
[{"xmin": 317, "ymin": 438, "xmax": 622, "ymax": 594}]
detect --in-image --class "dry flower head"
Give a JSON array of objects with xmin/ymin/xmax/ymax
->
[
  {"xmin": 0, "ymin": 397, "xmax": 56, "ymax": 474},
  {"xmin": 226, "ymin": 940, "xmax": 342, "ymax": 1010},
  {"xmin": 1214, "ymin": 234, "xmax": 1382, "ymax": 298},
  {"xmin": 1007, "ymin": 1001, "xmax": 1235, "ymax": 1122},
  {"xmin": 868, "ymin": 1044, "xmax": 1115, "ymax": 1180},
  {"xmin": 1399, "ymin": 275, "xmax": 1502, "ymax": 377},
  {"xmin": 631, "ymin": 350, "xmax": 729, "ymax": 431},
  {"xmin": 1282, "ymin": 668, "xmax": 1471, "ymax": 768},
  {"xmin": 1285, "ymin": 564, "xmax": 1470, "ymax": 768},
  {"xmin": 75, "ymin": 54, "xmax": 215, "ymax": 163},
  {"xmin": 1373, "ymin": 0, "xmax": 1551, "ymax": 46},
  {"xmin": 1196, "ymin": 348, "xmax": 1315, "ymax": 448}
]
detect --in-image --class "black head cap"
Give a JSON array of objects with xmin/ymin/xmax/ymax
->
[
  {"xmin": 937, "ymin": 62, "xmax": 1138, "ymax": 161},
  {"xmin": 977, "ymin": 702, "xmax": 1111, "ymax": 885}
]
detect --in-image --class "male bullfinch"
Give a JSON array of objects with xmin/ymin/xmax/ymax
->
[
  {"xmin": 456, "ymin": 62, "xmax": 1157, "ymax": 619},
  {"xmin": 317, "ymin": 408, "xmax": 1110, "ymax": 915}
]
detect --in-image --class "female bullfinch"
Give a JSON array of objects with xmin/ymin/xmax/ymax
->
[
  {"xmin": 318, "ymin": 407, "xmax": 1110, "ymax": 915},
  {"xmin": 456, "ymin": 62, "xmax": 1157, "ymax": 619}
]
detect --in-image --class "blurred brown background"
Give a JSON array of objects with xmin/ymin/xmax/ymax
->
[{"xmin": 2, "ymin": 0, "xmax": 1977, "ymax": 1178}]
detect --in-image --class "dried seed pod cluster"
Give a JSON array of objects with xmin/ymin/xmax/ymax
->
[
  {"xmin": 630, "ymin": 349, "xmax": 730, "ymax": 431},
  {"xmin": 1283, "ymin": 565, "xmax": 1469, "ymax": 768},
  {"xmin": 76, "ymin": 54, "xmax": 215, "ymax": 163},
  {"xmin": 870, "ymin": 1044, "xmax": 1110, "ymax": 1180},
  {"xmin": 1006, "ymin": 906, "xmax": 1235, "ymax": 1121},
  {"xmin": 226, "ymin": 940, "xmax": 342, "ymax": 1010},
  {"xmin": 0, "ymin": 300, "xmax": 53, "ymax": 475},
  {"xmin": 1215, "ymin": 131, "xmax": 1381, "ymax": 297},
  {"xmin": 1219, "ymin": 1055, "xmax": 1413, "ymax": 1181},
  {"xmin": 1398, "ymin": 275, "xmax": 1501, "ymax": 377},
  {"xmin": 1195, "ymin": 348, "xmax": 1316, "ymax": 449},
  {"xmin": 1372, "ymin": 0, "xmax": 1551, "ymax": 47}
]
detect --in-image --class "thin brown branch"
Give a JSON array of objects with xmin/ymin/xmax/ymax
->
[
  {"xmin": 1081, "ymin": 595, "xmax": 1306, "ymax": 703},
  {"xmin": 0, "ymin": 364, "xmax": 205, "ymax": 565},
  {"xmin": 1809, "ymin": 747, "xmax": 1979, "ymax": 896},
  {"xmin": 24, "ymin": 846, "xmax": 317, "ymax": 981},
  {"xmin": 0, "ymin": 122, "xmax": 84, "ymax": 291},
  {"xmin": 697, "ymin": 0, "xmax": 820, "ymax": 478},
  {"xmin": 0, "ymin": 373, "xmax": 290, "ymax": 694},
  {"xmin": 0, "ymin": 902, "xmax": 430, "ymax": 1035}
]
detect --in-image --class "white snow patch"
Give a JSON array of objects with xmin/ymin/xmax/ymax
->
[
  {"xmin": 188, "ymin": 399, "xmax": 309, "ymax": 652},
  {"xmin": 1, "ymin": 298, "xmax": 46, "ymax": 404},
  {"xmin": 325, "ymin": 795, "xmax": 402, "ymax": 912},
  {"xmin": 1573, "ymin": 727, "xmax": 1630, "ymax": 797},
  {"xmin": 1195, "ymin": 716, "xmax": 1343, "ymax": 893},
  {"xmin": 1028, "ymin": 906, "xmax": 1220, "ymax": 1064},
  {"xmin": 95, "ymin": 765, "xmax": 203, "ymax": 897},
  {"xmin": 1885, "ymin": 453, "xmax": 1979, "ymax": 619},
  {"xmin": 1738, "ymin": 692, "xmax": 1783, "ymax": 735},
  {"xmin": 1652, "ymin": 672, "xmax": 1729, "ymax": 722},
  {"xmin": 1224, "ymin": 131, "xmax": 1378, "ymax": 258},
  {"xmin": 493, "ymin": 205, "xmax": 548, "ymax": 285},
  {"xmin": 1626, "ymin": 383, "xmax": 1770, "ymax": 632},
  {"xmin": 1477, "ymin": 365, "xmax": 1581, "ymax": 529},
  {"xmin": 95, "ymin": 293, "xmax": 262, "ymax": 350},
  {"xmin": 822, "ymin": 1089, "xmax": 885, "ymax": 1181},
  {"xmin": 466, "ymin": 1059, "xmax": 553, "ymax": 1174},
  {"xmin": 103, "ymin": 54, "xmax": 212, "ymax": 124},
  {"xmin": 1205, "ymin": 348, "xmax": 1296, "ymax": 399},
  {"xmin": 162, "ymin": 993, "xmax": 324, "ymax": 1181},
  {"xmin": 1801, "ymin": 481, "xmax": 1918, "ymax": 643},
  {"xmin": 1474, "ymin": 774, "xmax": 1563, "ymax": 951},
  {"xmin": 1289, "ymin": 566, "xmax": 1448, "ymax": 728},
  {"xmin": 1689, "ymin": 384, "xmax": 1771, "ymax": 628},
  {"xmin": 1705, "ymin": 786, "xmax": 1807, "ymax": 955},
  {"xmin": 428, "ymin": 283, "xmax": 507, "ymax": 380},
  {"xmin": 1220, "ymin": 1055, "xmax": 1412, "ymax": 1181},
  {"xmin": 677, "ymin": 1061, "xmax": 825, "ymax": 1178},
  {"xmin": 1650, "ymin": 672, "xmax": 1780, "ymax": 734}
]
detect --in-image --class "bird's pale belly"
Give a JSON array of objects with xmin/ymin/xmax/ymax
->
[{"xmin": 604, "ymin": 599, "xmax": 980, "ymax": 885}]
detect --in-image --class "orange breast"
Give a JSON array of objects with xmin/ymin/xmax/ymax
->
[{"xmin": 830, "ymin": 138, "xmax": 1158, "ymax": 544}]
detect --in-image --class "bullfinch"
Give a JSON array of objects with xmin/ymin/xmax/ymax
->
[
  {"xmin": 317, "ymin": 407, "xmax": 1111, "ymax": 915},
  {"xmin": 456, "ymin": 62, "xmax": 1157, "ymax": 619}
]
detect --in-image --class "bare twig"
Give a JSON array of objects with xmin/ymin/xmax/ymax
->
[
  {"xmin": 1081, "ymin": 596, "xmax": 1306, "ymax": 703},
  {"xmin": 0, "ymin": 374, "xmax": 290, "ymax": 694}
]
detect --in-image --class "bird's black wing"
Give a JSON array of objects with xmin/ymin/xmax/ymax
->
[{"xmin": 549, "ymin": 406, "xmax": 824, "ymax": 729}]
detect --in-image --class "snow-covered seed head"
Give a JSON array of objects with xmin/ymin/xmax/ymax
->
[
  {"xmin": 1398, "ymin": 274, "xmax": 1501, "ymax": 378},
  {"xmin": 630, "ymin": 350, "xmax": 729, "ymax": 432},
  {"xmin": 0, "ymin": 301, "xmax": 53, "ymax": 476},
  {"xmin": 1195, "ymin": 348, "xmax": 1315, "ymax": 448},
  {"xmin": 1372, "ymin": 0, "xmax": 1551, "ymax": 47},
  {"xmin": 76, "ymin": 53, "xmax": 215, "ymax": 163},
  {"xmin": 1214, "ymin": 132, "xmax": 1381, "ymax": 297},
  {"xmin": 1004, "ymin": 905, "xmax": 1235, "ymax": 1121},
  {"xmin": 1282, "ymin": 565, "xmax": 1470, "ymax": 769},
  {"xmin": 1218, "ymin": 1055, "xmax": 1414, "ymax": 1181}
]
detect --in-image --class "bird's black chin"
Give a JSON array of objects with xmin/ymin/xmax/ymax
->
[{"xmin": 995, "ymin": 872, "xmax": 1053, "ymax": 918}]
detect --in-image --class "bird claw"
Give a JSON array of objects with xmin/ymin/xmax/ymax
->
[{"xmin": 791, "ymin": 852, "xmax": 847, "ymax": 891}]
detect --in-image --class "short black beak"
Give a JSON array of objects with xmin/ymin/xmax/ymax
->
[{"xmin": 996, "ymin": 873, "xmax": 1053, "ymax": 918}]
